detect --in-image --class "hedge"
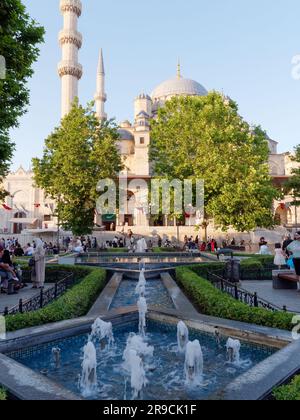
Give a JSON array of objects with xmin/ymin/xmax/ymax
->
[
  {"xmin": 176, "ymin": 266, "xmax": 294, "ymax": 331},
  {"xmin": 5, "ymin": 266, "xmax": 106, "ymax": 332},
  {"xmin": 273, "ymin": 376, "xmax": 300, "ymax": 400},
  {"xmin": 0, "ymin": 388, "xmax": 6, "ymax": 401},
  {"xmin": 188, "ymin": 259, "xmax": 266, "ymax": 279}
]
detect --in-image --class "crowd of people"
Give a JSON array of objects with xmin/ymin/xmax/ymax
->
[
  {"xmin": 0, "ymin": 238, "xmax": 46, "ymax": 295},
  {"xmin": 257, "ymin": 233, "xmax": 300, "ymax": 271}
]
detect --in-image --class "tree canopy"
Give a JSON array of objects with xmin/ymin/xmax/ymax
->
[
  {"xmin": 284, "ymin": 145, "xmax": 300, "ymax": 206},
  {"xmin": 0, "ymin": 0, "xmax": 44, "ymax": 199},
  {"xmin": 150, "ymin": 92, "xmax": 279, "ymax": 232},
  {"xmin": 32, "ymin": 101, "xmax": 123, "ymax": 235}
]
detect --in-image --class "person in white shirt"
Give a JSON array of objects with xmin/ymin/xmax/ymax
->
[{"xmin": 259, "ymin": 242, "xmax": 272, "ymax": 255}]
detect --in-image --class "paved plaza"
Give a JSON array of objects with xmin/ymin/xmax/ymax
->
[
  {"xmin": 241, "ymin": 280, "xmax": 300, "ymax": 313},
  {"xmin": 0, "ymin": 284, "xmax": 55, "ymax": 314}
]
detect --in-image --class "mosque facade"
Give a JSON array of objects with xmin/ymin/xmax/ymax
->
[{"xmin": 0, "ymin": 0, "xmax": 298, "ymax": 236}]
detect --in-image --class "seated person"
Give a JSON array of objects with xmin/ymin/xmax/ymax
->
[
  {"xmin": 24, "ymin": 243, "xmax": 34, "ymax": 256},
  {"xmin": 14, "ymin": 244, "xmax": 24, "ymax": 257},
  {"xmin": 200, "ymin": 242, "xmax": 207, "ymax": 252},
  {"xmin": 52, "ymin": 245, "xmax": 59, "ymax": 255},
  {"xmin": 0, "ymin": 248, "xmax": 19, "ymax": 292}
]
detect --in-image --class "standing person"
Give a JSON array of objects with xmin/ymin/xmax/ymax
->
[
  {"xmin": 282, "ymin": 235, "xmax": 293, "ymax": 256},
  {"xmin": 211, "ymin": 239, "xmax": 217, "ymax": 253},
  {"xmin": 287, "ymin": 232, "xmax": 300, "ymax": 287},
  {"xmin": 274, "ymin": 243, "xmax": 286, "ymax": 270},
  {"xmin": 258, "ymin": 237, "xmax": 266, "ymax": 249},
  {"xmin": 259, "ymin": 242, "xmax": 272, "ymax": 255},
  {"xmin": 32, "ymin": 239, "xmax": 46, "ymax": 289},
  {"xmin": 157, "ymin": 235, "xmax": 162, "ymax": 248}
]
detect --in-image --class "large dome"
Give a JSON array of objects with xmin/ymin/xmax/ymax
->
[{"xmin": 151, "ymin": 76, "xmax": 207, "ymax": 102}]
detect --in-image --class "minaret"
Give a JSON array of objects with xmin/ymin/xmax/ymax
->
[
  {"xmin": 58, "ymin": 0, "xmax": 83, "ymax": 118},
  {"xmin": 94, "ymin": 49, "xmax": 107, "ymax": 121},
  {"xmin": 177, "ymin": 58, "xmax": 182, "ymax": 79}
]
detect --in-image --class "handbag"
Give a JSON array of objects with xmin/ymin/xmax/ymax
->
[{"xmin": 28, "ymin": 258, "xmax": 35, "ymax": 268}]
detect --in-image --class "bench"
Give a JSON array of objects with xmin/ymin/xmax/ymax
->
[{"xmin": 273, "ymin": 270, "xmax": 300, "ymax": 290}]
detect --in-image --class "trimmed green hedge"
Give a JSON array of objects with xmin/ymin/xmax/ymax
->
[
  {"xmin": 0, "ymin": 388, "xmax": 6, "ymax": 401},
  {"xmin": 176, "ymin": 266, "xmax": 294, "ymax": 330},
  {"xmin": 273, "ymin": 376, "xmax": 300, "ymax": 400},
  {"xmin": 5, "ymin": 266, "xmax": 106, "ymax": 332},
  {"xmin": 153, "ymin": 247, "xmax": 182, "ymax": 253}
]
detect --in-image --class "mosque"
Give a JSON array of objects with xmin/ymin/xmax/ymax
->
[{"xmin": 0, "ymin": 0, "xmax": 298, "ymax": 239}]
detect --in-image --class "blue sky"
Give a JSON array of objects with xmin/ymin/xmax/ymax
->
[{"xmin": 10, "ymin": 0, "xmax": 300, "ymax": 169}]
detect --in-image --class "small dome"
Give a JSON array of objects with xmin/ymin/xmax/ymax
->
[
  {"xmin": 118, "ymin": 129, "xmax": 134, "ymax": 141},
  {"xmin": 151, "ymin": 77, "xmax": 207, "ymax": 101},
  {"xmin": 120, "ymin": 120, "xmax": 132, "ymax": 128},
  {"xmin": 136, "ymin": 93, "xmax": 151, "ymax": 101}
]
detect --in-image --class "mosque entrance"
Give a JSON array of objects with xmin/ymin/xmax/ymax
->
[
  {"xmin": 12, "ymin": 212, "xmax": 27, "ymax": 234},
  {"xmin": 275, "ymin": 205, "xmax": 292, "ymax": 226},
  {"xmin": 124, "ymin": 215, "xmax": 134, "ymax": 227}
]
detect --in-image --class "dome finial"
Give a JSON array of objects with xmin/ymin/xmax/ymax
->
[{"xmin": 177, "ymin": 58, "xmax": 182, "ymax": 79}]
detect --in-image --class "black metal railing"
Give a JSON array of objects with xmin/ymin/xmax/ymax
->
[
  {"xmin": 207, "ymin": 271, "xmax": 286, "ymax": 312},
  {"xmin": 240, "ymin": 264, "xmax": 280, "ymax": 281},
  {"xmin": 3, "ymin": 272, "xmax": 75, "ymax": 316}
]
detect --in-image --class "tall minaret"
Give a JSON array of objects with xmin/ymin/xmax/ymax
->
[
  {"xmin": 94, "ymin": 49, "xmax": 107, "ymax": 121},
  {"xmin": 58, "ymin": 0, "xmax": 83, "ymax": 118}
]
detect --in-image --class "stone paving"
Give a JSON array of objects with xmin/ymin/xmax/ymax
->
[
  {"xmin": 241, "ymin": 280, "xmax": 300, "ymax": 313},
  {"xmin": 0, "ymin": 284, "xmax": 55, "ymax": 314}
]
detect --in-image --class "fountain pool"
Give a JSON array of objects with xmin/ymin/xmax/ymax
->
[
  {"xmin": 110, "ymin": 278, "xmax": 175, "ymax": 311},
  {"xmin": 9, "ymin": 320, "xmax": 276, "ymax": 401}
]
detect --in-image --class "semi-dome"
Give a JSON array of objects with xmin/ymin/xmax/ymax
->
[{"xmin": 151, "ymin": 76, "xmax": 207, "ymax": 102}]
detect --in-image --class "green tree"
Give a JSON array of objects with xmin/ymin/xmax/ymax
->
[
  {"xmin": 0, "ymin": 0, "xmax": 44, "ymax": 199},
  {"xmin": 284, "ymin": 146, "xmax": 300, "ymax": 225},
  {"xmin": 150, "ymin": 92, "xmax": 279, "ymax": 232},
  {"xmin": 32, "ymin": 101, "xmax": 123, "ymax": 235}
]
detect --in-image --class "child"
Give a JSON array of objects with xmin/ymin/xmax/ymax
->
[{"xmin": 274, "ymin": 243, "xmax": 286, "ymax": 269}]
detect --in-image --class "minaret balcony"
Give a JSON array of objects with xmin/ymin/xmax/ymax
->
[
  {"xmin": 58, "ymin": 61, "xmax": 83, "ymax": 79},
  {"xmin": 59, "ymin": 30, "xmax": 82, "ymax": 49},
  {"xmin": 60, "ymin": 0, "xmax": 82, "ymax": 17},
  {"xmin": 94, "ymin": 93, "xmax": 107, "ymax": 103}
]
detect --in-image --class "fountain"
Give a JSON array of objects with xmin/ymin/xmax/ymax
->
[
  {"xmin": 137, "ymin": 297, "xmax": 148, "ymax": 337},
  {"xmin": 80, "ymin": 341, "xmax": 98, "ymax": 397},
  {"xmin": 123, "ymin": 333, "xmax": 154, "ymax": 371},
  {"xmin": 51, "ymin": 347, "xmax": 61, "ymax": 369},
  {"xmin": 126, "ymin": 349, "xmax": 147, "ymax": 399},
  {"xmin": 184, "ymin": 340, "xmax": 204, "ymax": 386},
  {"xmin": 177, "ymin": 321, "xmax": 189, "ymax": 353},
  {"xmin": 138, "ymin": 258, "xmax": 146, "ymax": 271},
  {"xmin": 135, "ymin": 269, "xmax": 146, "ymax": 295},
  {"xmin": 226, "ymin": 338, "xmax": 241, "ymax": 364},
  {"xmin": 214, "ymin": 328, "xmax": 222, "ymax": 349},
  {"xmin": 89, "ymin": 317, "xmax": 114, "ymax": 349}
]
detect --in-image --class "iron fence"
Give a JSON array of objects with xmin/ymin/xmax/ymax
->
[
  {"xmin": 3, "ymin": 272, "xmax": 75, "ymax": 316},
  {"xmin": 207, "ymin": 271, "xmax": 286, "ymax": 312}
]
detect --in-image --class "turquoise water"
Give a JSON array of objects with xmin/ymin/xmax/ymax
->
[
  {"xmin": 110, "ymin": 279, "xmax": 175, "ymax": 311},
  {"xmin": 10, "ymin": 321, "xmax": 276, "ymax": 400}
]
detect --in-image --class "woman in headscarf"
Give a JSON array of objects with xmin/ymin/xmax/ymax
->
[{"xmin": 32, "ymin": 239, "xmax": 46, "ymax": 289}]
